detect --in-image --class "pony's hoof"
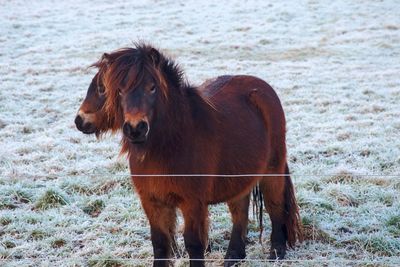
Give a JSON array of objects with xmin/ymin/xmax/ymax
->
[
  {"xmin": 223, "ymin": 259, "xmax": 240, "ymax": 267},
  {"xmin": 224, "ymin": 250, "xmax": 245, "ymax": 267},
  {"xmin": 268, "ymin": 246, "xmax": 286, "ymax": 260}
]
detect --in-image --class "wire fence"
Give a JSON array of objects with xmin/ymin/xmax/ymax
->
[
  {"xmin": 1, "ymin": 257, "xmax": 399, "ymax": 265},
  {"xmin": 2, "ymin": 171, "xmax": 400, "ymax": 178}
]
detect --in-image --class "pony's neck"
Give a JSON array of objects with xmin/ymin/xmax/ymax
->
[{"xmin": 148, "ymin": 85, "xmax": 215, "ymax": 158}]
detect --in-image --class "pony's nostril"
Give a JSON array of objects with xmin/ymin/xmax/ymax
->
[
  {"xmin": 123, "ymin": 122, "xmax": 133, "ymax": 137},
  {"xmin": 75, "ymin": 115, "xmax": 97, "ymax": 134},
  {"xmin": 123, "ymin": 121, "xmax": 149, "ymax": 143},
  {"xmin": 75, "ymin": 115, "xmax": 83, "ymax": 128},
  {"xmin": 137, "ymin": 121, "xmax": 148, "ymax": 133}
]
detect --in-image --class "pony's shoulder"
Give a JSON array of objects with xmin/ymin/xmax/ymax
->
[{"xmin": 198, "ymin": 75, "xmax": 233, "ymax": 98}]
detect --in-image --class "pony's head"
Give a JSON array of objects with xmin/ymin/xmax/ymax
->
[
  {"xmin": 75, "ymin": 53, "xmax": 123, "ymax": 137},
  {"xmin": 75, "ymin": 71, "xmax": 108, "ymax": 136},
  {"xmin": 102, "ymin": 44, "xmax": 184, "ymax": 145}
]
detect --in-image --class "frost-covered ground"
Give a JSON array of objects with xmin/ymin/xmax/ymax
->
[{"xmin": 1, "ymin": 0, "xmax": 400, "ymax": 266}]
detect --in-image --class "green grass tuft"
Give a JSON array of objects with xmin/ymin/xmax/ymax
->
[
  {"xmin": 88, "ymin": 255, "xmax": 125, "ymax": 267},
  {"xmin": 297, "ymin": 195, "xmax": 334, "ymax": 211},
  {"xmin": 25, "ymin": 216, "xmax": 39, "ymax": 225},
  {"xmin": 93, "ymin": 181, "xmax": 119, "ymax": 195},
  {"xmin": 386, "ymin": 215, "xmax": 400, "ymax": 228},
  {"xmin": 303, "ymin": 224, "xmax": 334, "ymax": 243},
  {"xmin": 378, "ymin": 194, "xmax": 394, "ymax": 206},
  {"xmin": 35, "ymin": 189, "xmax": 69, "ymax": 210},
  {"xmin": 2, "ymin": 240, "xmax": 16, "ymax": 249},
  {"xmin": 62, "ymin": 182, "xmax": 93, "ymax": 195},
  {"xmin": 356, "ymin": 235, "xmax": 400, "ymax": 256},
  {"xmin": 386, "ymin": 215, "xmax": 400, "ymax": 237},
  {"xmin": 317, "ymin": 202, "xmax": 334, "ymax": 211},
  {"xmin": 50, "ymin": 238, "xmax": 67, "ymax": 248},
  {"xmin": 0, "ymin": 196, "xmax": 17, "ymax": 210},
  {"xmin": 327, "ymin": 187, "xmax": 359, "ymax": 207},
  {"xmin": 29, "ymin": 229, "xmax": 47, "ymax": 240},
  {"xmin": 303, "ymin": 180, "xmax": 322, "ymax": 192},
  {"xmin": 301, "ymin": 215, "xmax": 314, "ymax": 226},
  {"xmin": 0, "ymin": 217, "xmax": 12, "ymax": 226},
  {"xmin": 82, "ymin": 199, "xmax": 105, "ymax": 217},
  {"xmin": 301, "ymin": 214, "xmax": 335, "ymax": 243},
  {"xmin": 108, "ymin": 161, "xmax": 128, "ymax": 173},
  {"xmin": 324, "ymin": 172, "xmax": 358, "ymax": 184},
  {"xmin": 12, "ymin": 189, "xmax": 33, "ymax": 203}
]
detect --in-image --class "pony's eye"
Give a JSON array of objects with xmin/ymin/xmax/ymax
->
[
  {"xmin": 149, "ymin": 86, "xmax": 156, "ymax": 94},
  {"xmin": 98, "ymin": 86, "xmax": 105, "ymax": 95}
]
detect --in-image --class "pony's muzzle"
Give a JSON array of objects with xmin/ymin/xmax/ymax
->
[
  {"xmin": 75, "ymin": 112, "xmax": 96, "ymax": 134},
  {"xmin": 123, "ymin": 120, "xmax": 149, "ymax": 143}
]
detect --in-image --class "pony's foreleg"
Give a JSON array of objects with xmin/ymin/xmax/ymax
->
[
  {"xmin": 224, "ymin": 194, "xmax": 250, "ymax": 267},
  {"xmin": 180, "ymin": 203, "xmax": 208, "ymax": 267},
  {"xmin": 141, "ymin": 198, "xmax": 177, "ymax": 267}
]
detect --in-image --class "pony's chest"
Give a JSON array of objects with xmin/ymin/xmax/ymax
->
[{"xmin": 131, "ymin": 177, "xmax": 184, "ymax": 204}]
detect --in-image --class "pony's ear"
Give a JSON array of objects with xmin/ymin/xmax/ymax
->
[
  {"xmin": 101, "ymin": 53, "xmax": 110, "ymax": 65},
  {"xmin": 91, "ymin": 53, "xmax": 110, "ymax": 69},
  {"xmin": 149, "ymin": 48, "xmax": 161, "ymax": 66}
]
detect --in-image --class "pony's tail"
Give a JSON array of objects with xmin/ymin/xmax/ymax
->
[
  {"xmin": 284, "ymin": 164, "xmax": 303, "ymax": 248},
  {"xmin": 248, "ymin": 84, "xmax": 302, "ymax": 247},
  {"xmin": 253, "ymin": 166, "xmax": 303, "ymax": 248},
  {"xmin": 252, "ymin": 183, "xmax": 264, "ymax": 244}
]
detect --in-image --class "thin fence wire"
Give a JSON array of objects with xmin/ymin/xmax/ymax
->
[
  {"xmin": 1, "ymin": 258, "xmax": 399, "ymax": 264},
  {"xmin": 2, "ymin": 172, "xmax": 400, "ymax": 178}
]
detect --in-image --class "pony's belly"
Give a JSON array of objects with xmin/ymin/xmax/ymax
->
[
  {"xmin": 131, "ymin": 176, "xmax": 208, "ymax": 205},
  {"xmin": 208, "ymin": 177, "xmax": 259, "ymax": 204}
]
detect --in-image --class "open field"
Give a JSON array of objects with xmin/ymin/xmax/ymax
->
[{"xmin": 0, "ymin": 0, "xmax": 399, "ymax": 266}]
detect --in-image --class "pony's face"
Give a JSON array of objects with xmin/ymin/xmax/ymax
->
[
  {"xmin": 75, "ymin": 73, "xmax": 107, "ymax": 135},
  {"xmin": 120, "ymin": 73, "xmax": 159, "ymax": 144},
  {"xmin": 100, "ymin": 46, "xmax": 169, "ymax": 144}
]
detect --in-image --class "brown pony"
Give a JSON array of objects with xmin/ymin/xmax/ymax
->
[
  {"xmin": 77, "ymin": 45, "xmax": 302, "ymax": 267},
  {"xmin": 75, "ymin": 67, "xmax": 262, "ymax": 262}
]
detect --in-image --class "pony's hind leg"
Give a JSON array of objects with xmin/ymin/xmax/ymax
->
[
  {"xmin": 224, "ymin": 194, "xmax": 250, "ymax": 267},
  {"xmin": 180, "ymin": 202, "xmax": 208, "ymax": 267},
  {"xmin": 259, "ymin": 175, "xmax": 287, "ymax": 259},
  {"xmin": 141, "ymin": 197, "xmax": 177, "ymax": 267},
  {"xmin": 259, "ymin": 164, "xmax": 302, "ymax": 260}
]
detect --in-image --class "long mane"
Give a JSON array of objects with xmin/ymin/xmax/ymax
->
[{"xmin": 95, "ymin": 43, "xmax": 215, "ymax": 156}]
